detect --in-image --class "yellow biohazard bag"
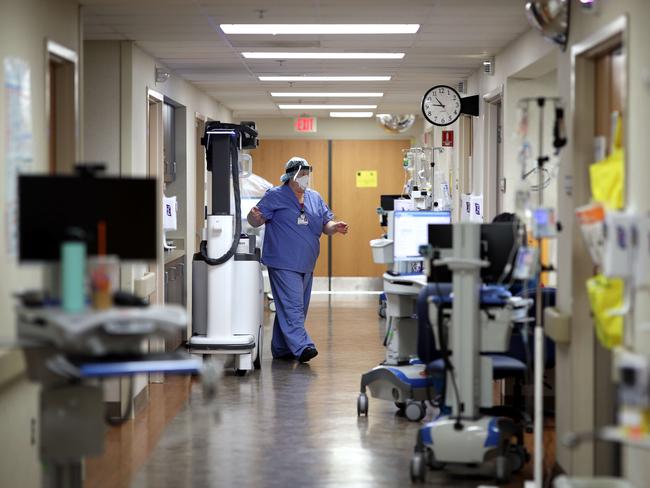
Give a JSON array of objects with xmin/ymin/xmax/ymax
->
[
  {"xmin": 589, "ymin": 117, "xmax": 624, "ymax": 209},
  {"xmin": 586, "ymin": 274, "xmax": 624, "ymax": 349}
]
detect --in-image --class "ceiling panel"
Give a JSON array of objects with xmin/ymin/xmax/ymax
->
[{"xmin": 80, "ymin": 0, "xmax": 530, "ymax": 117}]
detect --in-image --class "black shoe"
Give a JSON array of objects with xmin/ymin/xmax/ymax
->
[
  {"xmin": 298, "ymin": 347, "xmax": 318, "ymax": 364},
  {"xmin": 273, "ymin": 353, "xmax": 295, "ymax": 361}
]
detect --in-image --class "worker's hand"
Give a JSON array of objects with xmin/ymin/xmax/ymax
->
[
  {"xmin": 248, "ymin": 206, "xmax": 266, "ymax": 227},
  {"xmin": 334, "ymin": 221, "xmax": 349, "ymax": 234}
]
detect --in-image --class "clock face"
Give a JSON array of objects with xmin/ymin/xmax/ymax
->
[{"xmin": 422, "ymin": 85, "xmax": 462, "ymax": 126}]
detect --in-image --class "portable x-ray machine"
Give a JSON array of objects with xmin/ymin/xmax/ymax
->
[{"xmin": 189, "ymin": 121, "xmax": 264, "ymax": 375}]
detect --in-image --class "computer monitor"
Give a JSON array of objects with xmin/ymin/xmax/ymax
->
[
  {"xmin": 480, "ymin": 222, "xmax": 520, "ymax": 283},
  {"xmin": 393, "ymin": 210, "xmax": 452, "ymax": 262},
  {"xmin": 19, "ymin": 175, "xmax": 157, "ymax": 262},
  {"xmin": 425, "ymin": 222, "xmax": 521, "ymax": 284}
]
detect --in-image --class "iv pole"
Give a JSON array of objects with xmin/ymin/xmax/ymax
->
[{"xmin": 518, "ymin": 95, "xmax": 562, "ymax": 488}]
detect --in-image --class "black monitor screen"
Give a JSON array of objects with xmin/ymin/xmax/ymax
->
[
  {"xmin": 480, "ymin": 222, "xmax": 520, "ymax": 284},
  {"xmin": 19, "ymin": 175, "xmax": 157, "ymax": 262},
  {"xmin": 427, "ymin": 223, "xmax": 521, "ymax": 284}
]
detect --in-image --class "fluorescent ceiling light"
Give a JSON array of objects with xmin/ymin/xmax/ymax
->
[
  {"xmin": 259, "ymin": 76, "xmax": 391, "ymax": 82},
  {"xmin": 278, "ymin": 104, "xmax": 377, "ymax": 109},
  {"xmin": 330, "ymin": 112, "xmax": 374, "ymax": 118},
  {"xmin": 271, "ymin": 92, "xmax": 383, "ymax": 97},
  {"xmin": 243, "ymin": 52, "xmax": 404, "ymax": 59},
  {"xmin": 221, "ymin": 24, "xmax": 420, "ymax": 35}
]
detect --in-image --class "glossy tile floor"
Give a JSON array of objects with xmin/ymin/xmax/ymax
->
[{"xmin": 93, "ymin": 295, "xmax": 551, "ymax": 487}]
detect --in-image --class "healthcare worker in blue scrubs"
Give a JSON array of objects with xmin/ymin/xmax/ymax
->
[{"xmin": 247, "ymin": 157, "xmax": 349, "ymax": 363}]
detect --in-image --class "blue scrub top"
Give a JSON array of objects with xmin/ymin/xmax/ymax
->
[{"xmin": 256, "ymin": 184, "xmax": 334, "ymax": 273}]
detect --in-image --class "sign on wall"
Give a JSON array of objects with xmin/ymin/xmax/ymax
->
[
  {"xmin": 356, "ymin": 170, "xmax": 378, "ymax": 188},
  {"xmin": 294, "ymin": 117, "xmax": 317, "ymax": 133},
  {"xmin": 4, "ymin": 57, "xmax": 33, "ymax": 257},
  {"xmin": 442, "ymin": 130, "xmax": 454, "ymax": 147}
]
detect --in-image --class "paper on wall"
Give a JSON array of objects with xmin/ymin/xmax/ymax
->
[
  {"xmin": 470, "ymin": 194, "xmax": 484, "ymax": 223},
  {"xmin": 575, "ymin": 203, "xmax": 605, "ymax": 266},
  {"xmin": 163, "ymin": 195, "xmax": 178, "ymax": 231},
  {"xmin": 4, "ymin": 57, "xmax": 33, "ymax": 257}
]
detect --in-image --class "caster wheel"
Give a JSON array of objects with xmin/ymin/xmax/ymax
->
[
  {"xmin": 425, "ymin": 447, "xmax": 445, "ymax": 470},
  {"xmin": 410, "ymin": 452, "xmax": 426, "ymax": 483},
  {"xmin": 394, "ymin": 401, "xmax": 406, "ymax": 412},
  {"xmin": 253, "ymin": 325, "xmax": 263, "ymax": 370},
  {"xmin": 378, "ymin": 306, "xmax": 386, "ymax": 318},
  {"xmin": 508, "ymin": 444, "xmax": 528, "ymax": 473},
  {"xmin": 357, "ymin": 393, "xmax": 369, "ymax": 417},
  {"xmin": 405, "ymin": 401, "xmax": 426, "ymax": 422},
  {"xmin": 495, "ymin": 455, "xmax": 511, "ymax": 483},
  {"xmin": 235, "ymin": 369, "xmax": 247, "ymax": 377}
]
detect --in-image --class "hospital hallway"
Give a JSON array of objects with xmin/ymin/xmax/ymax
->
[{"xmin": 85, "ymin": 295, "xmax": 553, "ymax": 488}]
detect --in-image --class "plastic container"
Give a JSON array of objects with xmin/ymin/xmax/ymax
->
[
  {"xmin": 553, "ymin": 476, "xmax": 636, "ymax": 488},
  {"xmin": 370, "ymin": 238, "xmax": 393, "ymax": 264}
]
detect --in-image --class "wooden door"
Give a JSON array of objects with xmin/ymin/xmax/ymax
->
[
  {"xmin": 249, "ymin": 139, "xmax": 330, "ymax": 276},
  {"xmin": 330, "ymin": 139, "xmax": 410, "ymax": 277}
]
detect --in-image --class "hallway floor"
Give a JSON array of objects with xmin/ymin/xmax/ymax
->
[{"xmin": 87, "ymin": 295, "xmax": 551, "ymax": 487}]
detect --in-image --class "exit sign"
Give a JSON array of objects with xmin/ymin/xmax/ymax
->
[{"xmin": 294, "ymin": 117, "xmax": 317, "ymax": 133}]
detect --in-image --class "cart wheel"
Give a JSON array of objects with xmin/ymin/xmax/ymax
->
[
  {"xmin": 357, "ymin": 393, "xmax": 369, "ymax": 416},
  {"xmin": 495, "ymin": 455, "xmax": 511, "ymax": 483},
  {"xmin": 425, "ymin": 447, "xmax": 445, "ymax": 470},
  {"xmin": 253, "ymin": 325, "xmax": 263, "ymax": 370},
  {"xmin": 405, "ymin": 401, "xmax": 426, "ymax": 422},
  {"xmin": 410, "ymin": 452, "xmax": 426, "ymax": 483},
  {"xmin": 235, "ymin": 369, "xmax": 247, "ymax": 377},
  {"xmin": 508, "ymin": 444, "xmax": 527, "ymax": 473}
]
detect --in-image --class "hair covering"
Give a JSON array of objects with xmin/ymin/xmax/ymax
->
[{"xmin": 280, "ymin": 156, "xmax": 312, "ymax": 183}]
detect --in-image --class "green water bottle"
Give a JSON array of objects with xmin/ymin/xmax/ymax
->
[{"xmin": 61, "ymin": 228, "xmax": 86, "ymax": 312}]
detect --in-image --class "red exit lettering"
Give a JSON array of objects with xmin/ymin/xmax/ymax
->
[{"xmin": 294, "ymin": 117, "xmax": 317, "ymax": 133}]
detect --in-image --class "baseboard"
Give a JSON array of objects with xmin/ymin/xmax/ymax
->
[
  {"xmin": 133, "ymin": 385, "xmax": 149, "ymax": 416},
  {"xmin": 104, "ymin": 384, "xmax": 149, "ymax": 420}
]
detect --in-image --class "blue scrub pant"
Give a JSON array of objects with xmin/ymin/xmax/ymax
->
[{"xmin": 267, "ymin": 267, "xmax": 315, "ymax": 358}]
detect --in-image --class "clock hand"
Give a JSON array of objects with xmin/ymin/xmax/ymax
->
[{"xmin": 435, "ymin": 96, "xmax": 445, "ymax": 108}]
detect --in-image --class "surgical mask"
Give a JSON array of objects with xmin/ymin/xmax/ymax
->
[{"xmin": 295, "ymin": 175, "xmax": 310, "ymax": 190}]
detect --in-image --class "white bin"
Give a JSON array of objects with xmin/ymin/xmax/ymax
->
[
  {"xmin": 370, "ymin": 238, "xmax": 393, "ymax": 264},
  {"xmin": 554, "ymin": 476, "xmax": 636, "ymax": 488}
]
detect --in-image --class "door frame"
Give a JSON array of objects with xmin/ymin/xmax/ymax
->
[
  {"xmin": 45, "ymin": 39, "xmax": 79, "ymax": 173},
  {"xmin": 557, "ymin": 14, "xmax": 628, "ymax": 476},
  {"xmin": 483, "ymin": 85, "xmax": 504, "ymax": 220}
]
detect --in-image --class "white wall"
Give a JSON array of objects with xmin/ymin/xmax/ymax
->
[
  {"xmin": 254, "ymin": 116, "xmax": 423, "ymax": 142},
  {"xmin": 0, "ymin": 1, "xmax": 81, "ymax": 486},
  {"xmin": 467, "ymin": 29, "xmax": 556, "ymax": 200}
]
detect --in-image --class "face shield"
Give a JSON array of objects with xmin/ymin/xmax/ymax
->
[
  {"xmin": 292, "ymin": 165, "xmax": 313, "ymax": 191},
  {"xmin": 281, "ymin": 157, "xmax": 313, "ymax": 190}
]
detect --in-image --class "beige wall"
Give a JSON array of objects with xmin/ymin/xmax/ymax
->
[
  {"xmin": 84, "ymin": 40, "xmax": 233, "ymax": 398},
  {"xmin": 0, "ymin": 0, "xmax": 81, "ymax": 486}
]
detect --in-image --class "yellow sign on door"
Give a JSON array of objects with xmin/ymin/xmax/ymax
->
[{"xmin": 356, "ymin": 170, "xmax": 378, "ymax": 188}]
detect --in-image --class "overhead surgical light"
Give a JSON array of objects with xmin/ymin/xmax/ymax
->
[
  {"xmin": 259, "ymin": 76, "xmax": 391, "ymax": 82},
  {"xmin": 271, "ymin": 92, "xmax": 384, "ymax": 98},
  {"xmin": 221, "ymin": 24, "xmax": 420, "ymax": 35},
  {"xmin": 279, "ymin": 104, "xmax": 378, "ymax": 110},
  {"xmin": 243, "ymin": 52, "xmax": 405, "ymax": 60},
  {"xmin": 524, "ymin": 0, "xmax": 571, "ymax": 50}
]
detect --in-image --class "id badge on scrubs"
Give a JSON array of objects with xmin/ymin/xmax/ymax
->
[{"xmin": 297, "ymin": 212, "xmax": 309, "ymax": 225}]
